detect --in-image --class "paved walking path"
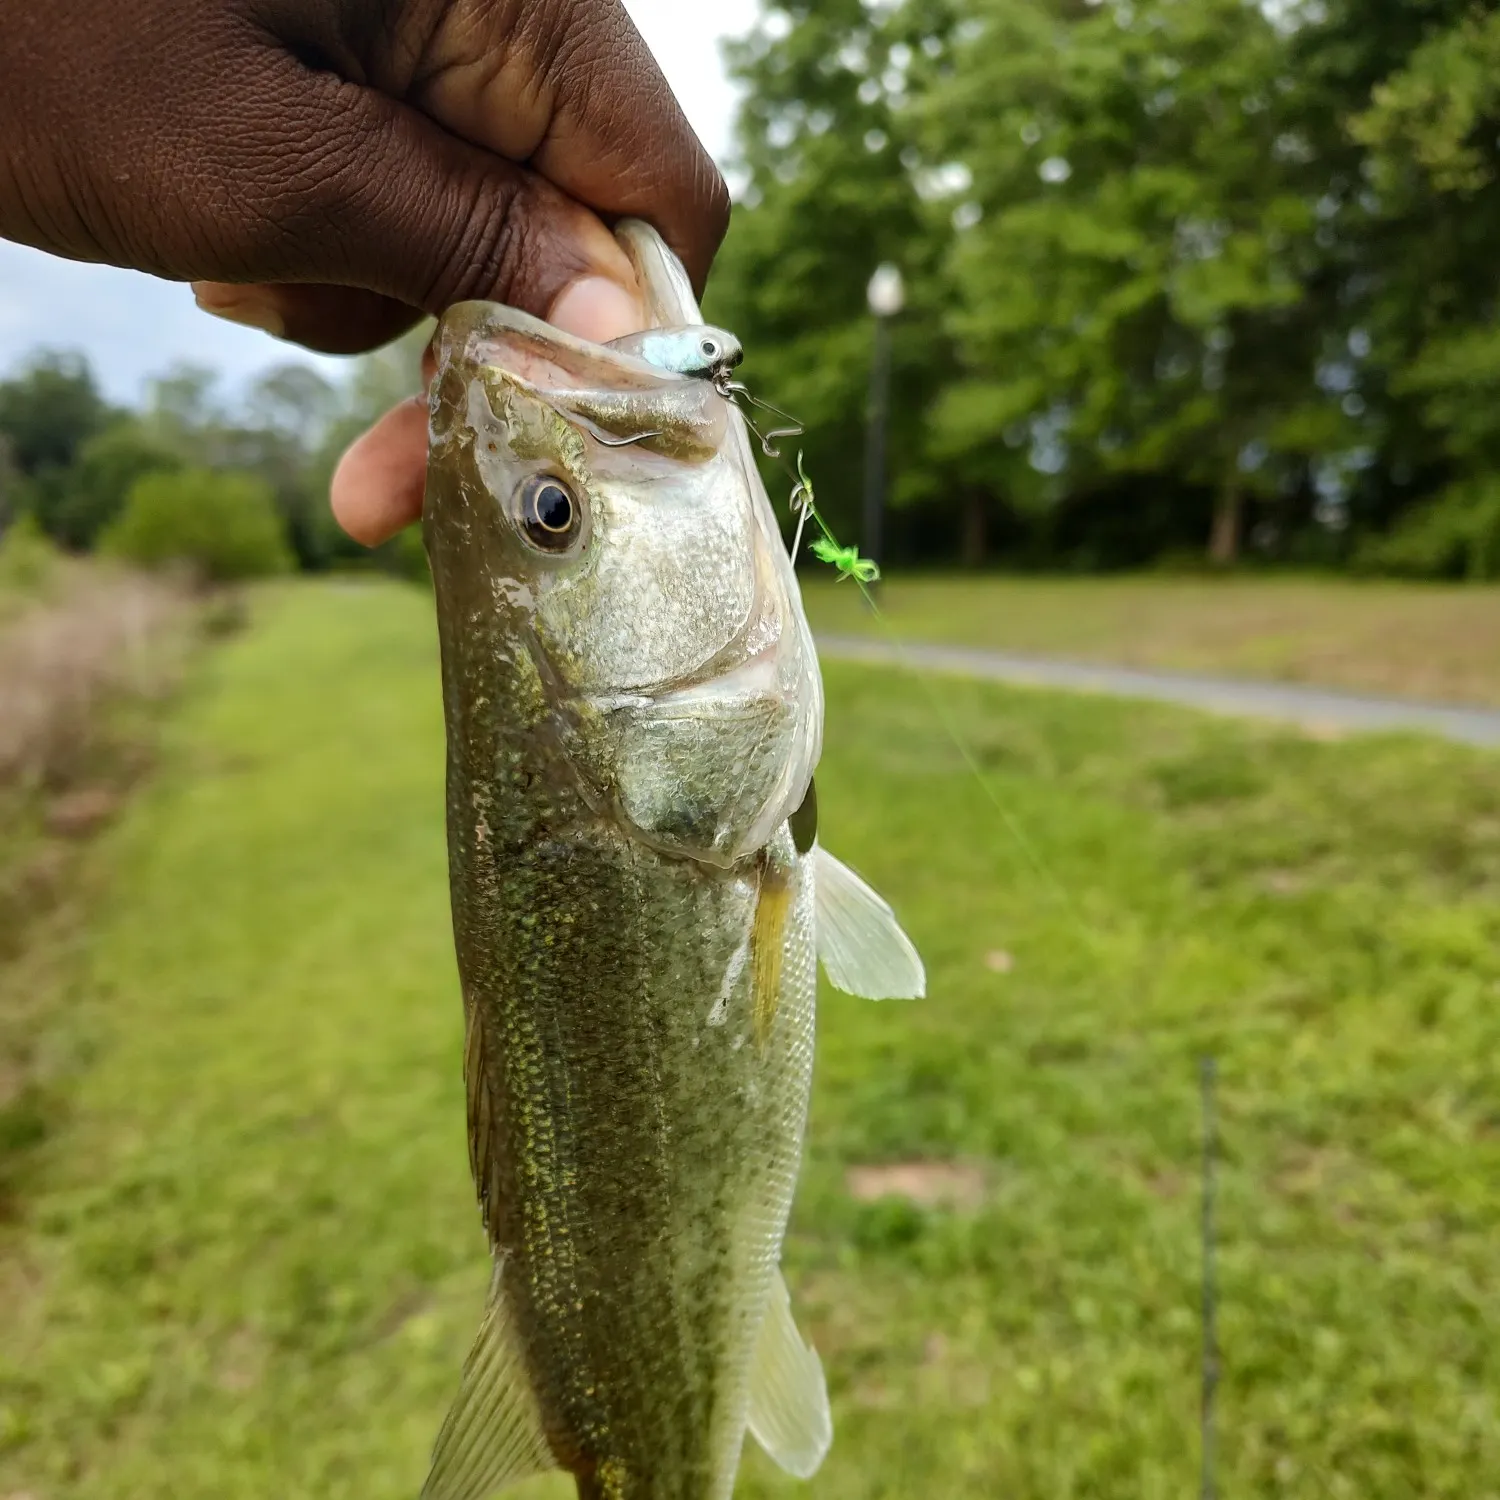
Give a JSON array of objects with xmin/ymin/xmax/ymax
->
[{"xmin": 816, "ymin": 634, "xmax": 1500, "ymax": 748}]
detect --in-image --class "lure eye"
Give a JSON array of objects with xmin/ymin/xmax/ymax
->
[{"xmin": 515, "ymin": 475, "xmax": 583, "ymax": 554}]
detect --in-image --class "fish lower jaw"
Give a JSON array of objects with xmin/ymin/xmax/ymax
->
[
  {"xmin": 587, "ymin": 641, "xmax": 783, "ymax": 717},
  {"xmin": 652, "ymin": 641, "xmax": 782, "ymax": 708}
]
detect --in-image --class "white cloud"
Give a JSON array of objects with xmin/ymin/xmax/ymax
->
[{"xmin": 0, "ymin": 0, "xmax": 756, "ymax": 406}]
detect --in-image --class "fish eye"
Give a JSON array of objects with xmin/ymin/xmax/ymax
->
[
  {"xmin": 515, "ymin": 475, "xmax": 583, "ymax": 554},
  {"xmin": 700, "ymin": 337, "xmax": 721, "ymax": 361}
]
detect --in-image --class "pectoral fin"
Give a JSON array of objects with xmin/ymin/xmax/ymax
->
[
  {"xmin": 421, "ymin": 1261, "xmax": 557, "ymax": 1500},
  {"xmin": 747, "ymin": 1271, "xmax": 833, "ymax": 1480},
  {"xmin": 813, "ymin": 846, "xmax": 926, "ymax": 1000}
]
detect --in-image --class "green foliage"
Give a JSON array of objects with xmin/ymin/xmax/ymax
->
[
  {"xmin": 1352, "ymin": 9, "xmax": 1500, "ymax": 200},
  {"xmin": 707, "ymin": 0, "xmax": 1500, "ymax": 569},
  {"xmin": 5, "ymin": 581, "xmax": 1500, "ymax": 1497},
  {"xmin": 1353, "ymin": 479, "xmax": 1500, "ymax": 581},
  {"xmin": 304, "ymin": 324, "xmax": 436, "ymax": 574},
  {"xmin": 932, "ymin": 0, "xmax": 1348, "ymax": 554},
  {"xmin": 707, "ymin": 2, "xmax": 958, "ymax": 543},
  {"xmin": 0, "ymin": 326, "xmax": 431, "ymax": 576},
  {"xmin": 0, "ymin": 513, "xmax": 60, "ymax": 596},
  {"xmin": 0, "ymin": 350, "xmax": 110, "ymax": 477},
  {"xmin": 42, "ymin": 419, "xmax": 184, "ymax": 551},
  {"xmin": 100, "ymin": 469, "xmax": 293, "ymax": 582}
]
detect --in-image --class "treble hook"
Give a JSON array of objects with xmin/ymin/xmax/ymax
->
[
  {"xmin": 788, "ymin": 462, "xmax": 814, "ymax": 563},
  {"xmin": 723, "ymin": 381, "xmax": 805, "ymax": 458}
]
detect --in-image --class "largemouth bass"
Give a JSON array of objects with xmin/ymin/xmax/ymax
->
[{"xmin": 421, "ymin": 221, "xmax": 923, "ymax": 1500}]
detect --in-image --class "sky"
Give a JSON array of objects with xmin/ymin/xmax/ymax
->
[{"xmin": 0, "ymin": 0, "xmax": 758, "ymax": 406}]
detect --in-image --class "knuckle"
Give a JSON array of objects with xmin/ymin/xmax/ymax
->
[
  {"xmin": 700, "ymin": 160, "xmax": 733, "ymax": 250},
  {"xmin": 423, "ymin": 175, "xmax": 557, "ymax": 315}
]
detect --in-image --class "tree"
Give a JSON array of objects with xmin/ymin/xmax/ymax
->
[
  {"xmin": 305, "ymin": 322, "xmax": 434, "ymax": 575},
  {"xmin": 707, "ymin": 0, "xmax": 961, "ymax": 553},
  {"xmin": 47, "ymin": 419, "xmax": 183, "ymax": 551},
  {"xmin": 926, "ymin": 0, "xmax": 1360, "ymax": 565},
  {"xmin": 145, "ymin": 362, "xmax": 227, "ymax": 457},
  {"xmin": 236, "ymin": 363, "xmax": 342, "ymax": 570},
  {"xmin": 245, "ymin": 363, "xmax": 341, "ymax": 453},
  {"xmin": 0, "ymin": 350, "xmax": 109, "ymax": 477},
  {"xmin": 139, "ymin": 358, "xmax": 344, "ymax": 570},
  {"xmin": 1345, "ymin": 8, "xmax": 1500, "ymax": 497}
]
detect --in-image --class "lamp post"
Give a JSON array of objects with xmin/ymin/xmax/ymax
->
[{"xmin": 863, "ymin": 263, "xmax": 904, "ymax": 582}]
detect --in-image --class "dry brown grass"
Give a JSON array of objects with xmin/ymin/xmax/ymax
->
[
  {"xmin": 0, "ymin": 564, "xmax": 200, "ymax": 1214},
  {"xmin": 0, "ymin": 567, "xmax": 193, "ymax": 794}
]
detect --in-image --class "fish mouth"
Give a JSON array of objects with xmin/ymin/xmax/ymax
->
[
  {"xmin": 582, "ymin": 634, "xmax": 787, "ymax": 719},
  {"xmin": 648, "ymin": 641, "xmax": 782, "ymax": 711}
]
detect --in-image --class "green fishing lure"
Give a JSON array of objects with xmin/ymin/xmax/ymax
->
[
  {"xmin": 788, "ymin": 452, "xmax": 881, "ymax": 584},
  {"xmin": 809, "ymin": 538, "xmax": 880, "ymax": 583}
]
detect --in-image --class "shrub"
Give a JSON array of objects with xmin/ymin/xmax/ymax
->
[
  {"xmin": 1354, "ymin": 478, "xmax": 1500, "ymax": 580},
  {"xmin": 49, "ymin": 421, "xmax": 183, "ymax": 551},
  {"xmin": 0, "ymin": 514, "xmax": 60, "ymax": 598},
  {"xmin": 100, "ymin": 469, "xmax": 293, "ymax": 583}
]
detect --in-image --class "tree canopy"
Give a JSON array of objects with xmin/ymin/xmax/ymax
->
[
  {"xmin": 707, "ymin": 0, "xmax": 1500, "ymax": 571},
  {"xmin": 6, "ymin": 5, "xmax": 1500, "ymax": 582}
]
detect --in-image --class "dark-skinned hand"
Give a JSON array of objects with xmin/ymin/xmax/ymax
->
[{"xmin": 0, "ymin": 0, "xmax": 729, "ymax": 543}]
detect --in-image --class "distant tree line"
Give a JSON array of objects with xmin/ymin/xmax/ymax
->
[
  {"xmin": 8, "ymin": 0, "xmax": 1500, "ymax": 583},
  {"xmin": 0, "ymin": 336, "xmax": 429, "ymax": 583},
  {"xmin": 705, "ymin": 0, "xmax": 1500, "ymax": 576}
]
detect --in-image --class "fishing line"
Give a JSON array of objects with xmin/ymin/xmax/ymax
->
[
  {"xmin": 766, "ymin": 437, "xmax": 1108, "ymax": 961},
  {"xmin": 847, "ymin": 589, "xmax": 1105, "ymax": 959}
]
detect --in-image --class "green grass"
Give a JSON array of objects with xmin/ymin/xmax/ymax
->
[
  {"xmin": 802, "ymin": 572, "xmax": 1500, "ymax": 707},
  {"xmin": 4, "ymin": 579, "xmax": 1500, "ymax": 1499}
]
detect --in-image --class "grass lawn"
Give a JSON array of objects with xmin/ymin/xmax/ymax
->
[
  {"xmin": 802, "ymin": 573, "xmax": 1500, "ymax": 707},
  {"xmin": 3, "ymin": 579, "xmax": 1499, "ymax": 1499}
]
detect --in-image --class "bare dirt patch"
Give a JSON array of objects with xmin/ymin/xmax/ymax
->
[{"xmin": 845, "ymin": 1161, "xmax": 988, "ymax": 1210}]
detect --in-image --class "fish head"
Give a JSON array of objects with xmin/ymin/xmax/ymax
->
[{"xmin": 424, "ymin": 242, "xmax": 822, "ymax": 869}]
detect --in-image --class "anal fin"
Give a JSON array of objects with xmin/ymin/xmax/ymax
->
[
  {"xmin": 747, "ymin": 1271, "xmax": 832, "ymax": 1480},
  {"xmin": 813, "ymin": 846, "xmax": 926, "ymax": 1000},
  {"xmin": 422, "ymin": 1260, "xmax": 556, "ymax": 1500}
]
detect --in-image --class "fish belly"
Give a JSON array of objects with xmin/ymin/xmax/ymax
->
[{"xmin": 457, "ymin": 818, "xmax": 816, "ymax": 1500}]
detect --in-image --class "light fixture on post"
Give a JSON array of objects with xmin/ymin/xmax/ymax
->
[{"xmin": 863, "ymin": 263, "xmax": 904, "ymax": 583}]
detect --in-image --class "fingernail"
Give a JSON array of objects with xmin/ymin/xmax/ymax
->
[
  {"xmin": 548, "ymin": 277, "xmax": 644, "ymax": 343},
  {"xmin": 192, "ymin": 284, "xmax": 285, "ymax": 339}
]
